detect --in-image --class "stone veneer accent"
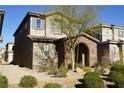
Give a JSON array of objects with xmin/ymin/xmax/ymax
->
[{"xmin": 65, "ymin": 35, "xmax": 98, "ymax": 67}]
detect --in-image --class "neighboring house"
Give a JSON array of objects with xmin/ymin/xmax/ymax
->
[
  {"xmin": 0, "ymin": 11, "xmax": 4, "ymax": 45},
  {"xmin": 5, "ymin": 42, "xmax": 14, "ymax": 63},
  {"xmin": 90, "ymin": 24, "xmax": 124, "ymax": 64},
  {"xmin": 0, "ymin": 48, "xmax": 5, "ymax": 63},
  {"xmin": 13, "ymin": 11, "xmax": 98, "ymax": 69},
  {"xmin": 0, "ymin": 10, "xmax": 5, "ymax": 63}
]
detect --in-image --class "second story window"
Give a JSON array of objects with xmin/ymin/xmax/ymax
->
[
  {"xmin": 32, "ymin": 17, "xmax": 45, "ymax": 30},
  {"xmin": 36, "ymin": 18, "xmax": 41, "ymax": 28},
  {"xmin": 118, "ymin": 30, "xmax": 124, "ymax": 38},
  {"xmin": 51, "ymin": 19, "xmax": 61, "ymax": 34}
]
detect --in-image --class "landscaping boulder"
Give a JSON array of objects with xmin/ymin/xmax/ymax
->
[{"xmin": 76, "ymin": 67, "xmax": 85, "ymax": 74}]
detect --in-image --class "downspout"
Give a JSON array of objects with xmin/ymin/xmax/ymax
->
[
  {"xmin": 111, "ymin": 24, "xmax": 115, "ymax": 40},
  {"xmin": 110, "ymin": 24, "xmax": 115, "ymax": 63}
]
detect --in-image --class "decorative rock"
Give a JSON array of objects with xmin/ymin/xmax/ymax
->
[
  {"xmin": 76, "ymin": 67, "xmax": 85, "ymax": 74},
  {"xmin": 103, "ymin": 68, "xmax": 110, "ymax": 75}
]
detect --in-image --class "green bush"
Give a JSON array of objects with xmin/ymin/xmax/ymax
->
[
  {"xmin": 111, "ymin": 64, "xmax": 124, "ymax": 73},
  {"xmin": 82, "ymin": 72, "xmax": 105, "ymax": 88},
  {"xmin": 48, "ymin": 64, "xmax": 68, "ymax": 78},
  {"xmin": 95, "ymin": 66, "xmax": 105, "ymax": 75},
  {"xmin": 116, "ymin": 78, "xmax": 124, "ymax": 88},
  {"xmin": 0, "ymin": 76, "xmax": 8, "ymax": 88},
  {"xmin": 109, "ymin": 71, "xmax": 123, "ymax": 82},
  {"xmin": 109, "ymin": 64, "xmax": 124, "ymax": 88},
  {"xmin": 19, "ymin": 75, "xmax": 37, "ymax": 88},
  {"xmin": 43, "ymin": 83, "xmax": 63, "ymax": 88},
  {"xmin": 37, "ymin": 64, "xmax": 48, "ymax": 72},
  {"xmin": 82, "ymin": 67, "xmax": 92, "ymax": 72},
  {"xmin": 57, "ymin": 64, "xmax": 68, "ymax": 77},
  {"xmin": 94, "ymin": 62, "xmax": 110, "ymax": 75},
  {"xmin": 48, "ymin": 69, "xmax": 58, "ymax": 75},
  {"xmin": 109, "ymin": 71, "xmax": 124, "ymax": 87}
]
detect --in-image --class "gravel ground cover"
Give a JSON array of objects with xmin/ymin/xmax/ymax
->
[{"xmin": 0, "ymin": 64, "xmax": 83, "ymax": 88}]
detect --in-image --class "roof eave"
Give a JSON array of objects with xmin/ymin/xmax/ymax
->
[{"xmin": 13, "ymin": 12, "xmax": 46, "ymax": 36}]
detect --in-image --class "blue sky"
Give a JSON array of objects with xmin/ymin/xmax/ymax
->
[{"xmin": 0, "ymin": 5, "xmax": 124, "ymax": 48}]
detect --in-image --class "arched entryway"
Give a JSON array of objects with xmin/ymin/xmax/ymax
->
[{"xmin": 75, "ymin": 43, "xmax": 89, "ymax": 67}]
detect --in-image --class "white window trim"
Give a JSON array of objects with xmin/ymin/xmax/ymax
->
[{"xmin": 32, "ymin": 17, "xmax": 45, "ymax": 30}]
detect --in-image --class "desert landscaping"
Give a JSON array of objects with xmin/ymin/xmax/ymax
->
[
  {"xmin": 0, "ymin": 6, "xmax": 124, "ymax": 88},
  {"xmin": 0, "ymin": 64, "xmax": 83, "ymax": 88}
]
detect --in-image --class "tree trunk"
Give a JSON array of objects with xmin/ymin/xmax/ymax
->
[{"xmin": 71, "ymin": 48, "xmax": 75, "ymax": 71}]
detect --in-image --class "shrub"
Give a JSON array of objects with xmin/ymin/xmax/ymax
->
[
  {"xmin": 109, "ymin": 71, "xmax": 124, "ymax": 87},
  {"xmin": 108, "ymin": 64, "xmax": 124, "ymax": 87},
  {"xmin": 116, "ymin": 78, "xmax": 124, "ymax": 88},
  {"xmin": 109, "ymin": 71, "xmax": 123, "ymax": 82},
  {"xmin": 37, "ymin": 64, "xmax": 48, "ymax": 72},
  {"xmin": 43, "ymin": 83, "xmax": 63, "ymax": 88},
  {"xmin": 0, "ymin": 76, "xmax": 8, "ymax": 88},
  {"xmin": 19, "ymin": 75, "xmax": 37, "ymax": 88},
  {"xmin": 94, "ymin": 62, "xmax": 110, "ymax": 75},
  {"xmin": 57, "ymin": 64, "xmax": 68, "ymax": 77},
  {"xmin": 82, "ymin": 67, "xmax": 92, "ymax": 72},
  {"xmin": 95, "ymin": 66, "xmax": 105, "ymax": 75},
  {"xmin": 82, "ymin": 72, "xmax": 105, "ymax": 88},
  {"xmin": 111, "ymin": 64, "xmax": 124, "ymax": 73},
  {"xmin": 48, "ymin": 64, "xmax": 68, "ymax": 77},
  {"xmin": 48, "ymin": 69, "xmax": 58, "ymax": 75},
  {"xmin": 74, "ymin": 63, "xmax": 83, "ymax": 69}
]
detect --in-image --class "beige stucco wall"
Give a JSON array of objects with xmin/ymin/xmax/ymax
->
[
  {"xmin": 101, "ymin": 27, "xmax": 124, "ymax": 41},
  {"xmin": 30, "ymin": 16, "xmax": 66, "ymax": 38},
  {"xmin": 114, "ymin": 28, "xmax": 124, "ymax": 41},
  {"xmin": 5, "ymin": 43, "xmax": 14, "ymax": 63},
  {"xmin": 109, "ymin": 44, "xmax": 120, "ymax": 63},
  {"xmin": 8, "ymin": 52, "xmax": 13, "ymax": 63},
  {"xmin": 8, "ymin": 44, "xmax": 14, "ymax": 52},
  {"xmin": 101, "ymin": 27, "xmax": 113, "ymax": 41},
  {"xmin": 45, "ymin": 15, "xmax": 66, "ymax": 38},
  {"xmin": 30, "ymin": 17, "xmax": 45, "ymax": 36},
  {"xmin": 32, "ymin": 42, "xmax": 57, "ymax": 69},
  {"xmin": 121, "ymin": 44, "xmax": 124, "ymax": 63},
  {"xmin": 0, "ymin": 48, "xmax": 5, "ymax": 62}
]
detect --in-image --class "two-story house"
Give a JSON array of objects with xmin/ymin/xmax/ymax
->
[
  {"xmin": 13, "ymin": 11, "xmax": 99, "ymax": 69},
  {"xmin": 94, "ymin": 24, "xmax": 124, "ymax": 63},
  {"xmin": 0, "ymin": 11, "xmax": 4, "ymax": 44},
  {"xmin": 0, "ymin": 10, "xmax": 5, "ymax": 63}
]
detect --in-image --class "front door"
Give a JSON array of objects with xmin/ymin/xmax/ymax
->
[{"xmin": 75, "ymin": 43, "xmax": 89, "ymax": 67}]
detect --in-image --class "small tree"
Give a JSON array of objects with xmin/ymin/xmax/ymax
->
[{"xmin": 53, "ymin": 6, "xmax": 101, "ymax": 71}]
